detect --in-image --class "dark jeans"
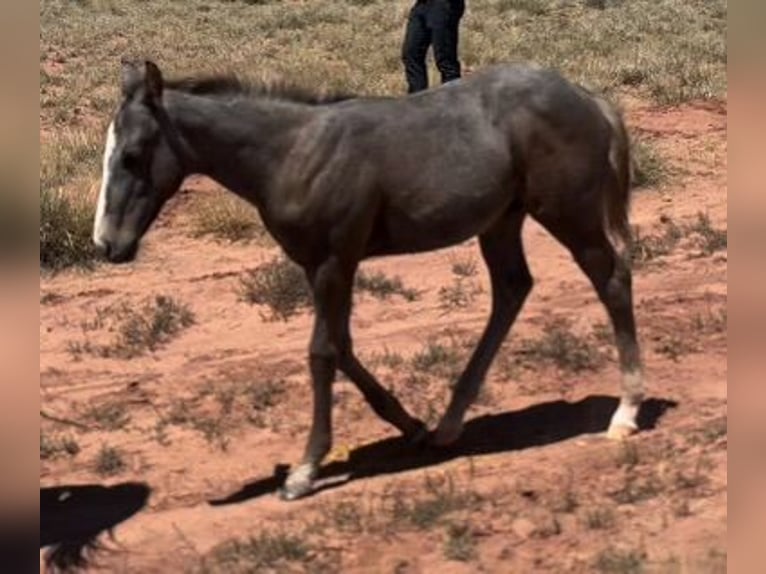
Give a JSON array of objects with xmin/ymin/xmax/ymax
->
[{"xmin": 402, "ymin": 0, "xmax": 465, "ymax": 93}]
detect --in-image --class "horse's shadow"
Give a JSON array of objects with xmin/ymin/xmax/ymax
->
[
  {"xmin": 40, "ymin": 482, "xmax": 150, "ymax": 573},
  {"xmin": 210, "ymin": 394, "xmax": 677, "ymax": 505}
]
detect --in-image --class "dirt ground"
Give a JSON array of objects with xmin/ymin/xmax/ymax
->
[{"xmin": 40, "ymin": 100, "xmax": 727, "ymax": 573}]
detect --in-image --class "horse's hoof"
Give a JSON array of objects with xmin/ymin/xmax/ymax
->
[
  {"xmin": 606, "ymin": 422, "xmax": 637, "ymax": 441},
  {"xmin": 279, "ymin": 464, "xmax": 315, "ymax": 501}
]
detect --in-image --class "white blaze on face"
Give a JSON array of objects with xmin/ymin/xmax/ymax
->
[{"xmin": 93, "ymin": 121, "xmax": 117, "ymax": 248}]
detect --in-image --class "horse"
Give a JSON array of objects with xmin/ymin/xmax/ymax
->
[{"xmin": 93, "ymin": 59, "xmax": 644, "ymax": 500}]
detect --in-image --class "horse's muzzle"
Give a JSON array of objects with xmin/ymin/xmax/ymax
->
[{"xmin": 96, "ymin": 239, "xmax": 139, "ymax": 264}]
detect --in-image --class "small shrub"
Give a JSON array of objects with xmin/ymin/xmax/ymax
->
[
  {"xmin": 109, "ymin": 296, "xmax": 194, "ymax": 358},
  {"xmin": 631, "ymin": 217, "xmax": 683, "ymax": 266},
  {"xmin": 355, "ymin": 270, "xmax": 419, "ymax": 301},
  {"xmin": 239, "ymin": 257, "xmax": 312, "ymax": 320},
  {"xmin": 249, "ymin": 379, "xmax": 287, "ymax": 411},
  {"xmin": 192, "ymin": 417, "xmax": 231, "ymax": 451},
  {"xmin": 594, "ymin": 547, "xmax": 646, "ymax": 574},
  {"xmin": 69, "ymin": 296, "xmax": 195, "ymax": 359},
  {"xmin": 389, "ymin": 475, "xmax": 480, "ymax": 530},
  {"xmin": 203, "ymin": 532, "xmax": 310, "ymax": 572},
  {"xmin": 610, "ymin": 473, "xmax": 662, "ymax": 505},
  {"xmin": 632, "ymin": 139, "xmax": 667, "ymax": 189},
  {"xmin": 40, "ymin": 432, "xmax": 80, "ymax": 460},
  {"xmin": 40, "ymin": 187, "xmax": 96, "ymax": 271},
  {"xmin": 653, "ymin": 333, "xmax": 697, "ymax": 362},
  {"xmin": 330, "ymin": 500, "xmax": 366, "ymax": 533},
  {"xmin": 585, "ymin": 507, "xmax": 616, "ymax": 530},
  {"xmin": 444, "ymin": 523, "xmax": 477, "ymax": 562},
  {"xmin": 687, "ymin": 212, "xmax": 727, "ymax": 254},
  {"xmin": 518, "ymin": 317, "xmax": 603, "ymax": 372},
  {"xmin": 411, "ymin": 340, "xmax": 464, "ymax": 380},
  {"xmin": 190, "ymin": 194, "xmax": 269, "ymax": 244},
  {"xmin": 438, "ymin": 278, "xmax": 481, "ymax": 310},
  {"xmin": 94, "ymin": 444, "xmax": 126, "ymax": 476},
  {"xmin": 450, "ymin": 255, "xmax": 478, "ymax": 278},
  {"xmin": 83, "ymin": 402, "xmax": 130, "ymax": 430}
]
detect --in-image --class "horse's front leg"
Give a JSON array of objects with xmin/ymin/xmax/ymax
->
[{"xmin": 281, "ymin": 257, "xmax": 350, "ymax": 501}]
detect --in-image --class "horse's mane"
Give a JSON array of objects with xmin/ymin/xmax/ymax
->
[{"xmin": 164, "ymin": 73, "xmax": 357, "ymax": 105}]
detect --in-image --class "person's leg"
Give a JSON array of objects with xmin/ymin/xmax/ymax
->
[
  {"xmin": 430, "ymin": 0, "xmax": 463, "ymax": 84},
  {"xmin": 401, "ymin": 2, "xmax": 431, "ymax": 93}
]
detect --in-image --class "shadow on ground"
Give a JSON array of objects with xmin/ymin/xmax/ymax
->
[
  {"xmin": 210, "ymin": 394, "xmax": 677, "ymax": 505},
  {"xmin": 40, "ymin": 482, "xmax": 150, "ymax": 573}
]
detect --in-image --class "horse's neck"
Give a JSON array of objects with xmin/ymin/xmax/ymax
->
[{"xmin": 168, "ymin": 92, "xmax": 311, "ymax": 206}]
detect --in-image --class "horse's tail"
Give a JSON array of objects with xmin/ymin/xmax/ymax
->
[{"xmin": 594, "ymin": 96, "xmax": 634, "ymax": 259}]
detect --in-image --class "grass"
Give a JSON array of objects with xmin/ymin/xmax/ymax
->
[
  {"xmin": 438, "ymin": 277, "xmax": 481, "ymax": 310},
  {"xmin": 632, "ymin": 138, "xmax": 668, "ymax": 189},
  {"xmin": 443, "ymin": 523, "xmax": 477, "ymax": 562},
  {"xmin": 610, "ymin": 473, "xmax": 662, "ymax": 505},
  {"xmin": 355, "ymin": 269, "xmax": 419, "ymax": 301},
  {"xmin": 631, "ymin": 216, "xmax": 683, "ymax": 267},
  {"xmin": 329, "ymin": 500, "xmax": 366, "ymax": 534},
  {"xmin": 199, "ymin": 532, "xmax": 310, "ymax": 573},
  {"xmin": 83, "ymin": 401, "xmax": 131, "ymax": 430},
  {"xmin": 517, "ymin": 317, "xmax": 603, "ymax": 373},
  {"xmin": 389, "ymin": 474, "xmax": 481, "ymax": 530},
  {"xmin": 40, "ymin": 126, "xmax": 104, "ymax": 271},
  {"xmin": 584, "ymin": 507, "xmax": 616, "ymax": 530},
  {"xmin": 94, "ymin": 444, "xmax": 126, "ymax": 476},
  {"xmin": 632, "ymin": 213, "xmax": 726, "ymax": 267},
  {"xmin": 450, "ymin": 254, "xmax": 478, "ymax": 278},
  {"xmin": 248, "ymin": 378, "xmax": 287, "ymax": 412},
  {"xmin": 40, "ymin": 186, "xmax": 97, "ymax": 271},
  {"xmin": 687, "ymin": 212, "xmax": 727, "ymax": 254},
  {"xmin": 239, "ymin": 256, "xmax": 312, "ymax": 321},
  {"xmin": 40, "ymin": 432, "xmax": 80, "ymax": 460},
  {"xmin": 69, "ymin": 295, "xmax": 195, "ymax": 359},
  {"xmin": 190, "ymin": 194, "xmax": 271, "ymax": 244},
  {"xmin": 594, "ymin": 547, "xmax": 646, "ymax": 574},
  {"xmin": 40, "ymin": 0, "xmax": 726, "ymax": 131},
  {"xmin": 411, "ymin": 339, "xmax": 464, "ymax": 381}
]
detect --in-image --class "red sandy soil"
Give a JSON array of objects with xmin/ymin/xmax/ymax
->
[{"xmin": 40, "ymin": 101, "xmax": 726, "ymax": 573}]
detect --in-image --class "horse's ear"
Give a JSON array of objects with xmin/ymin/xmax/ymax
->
[
  {"xmin": 120, "ymin": 59, "xmax": 163, "ymax": 102},
  {"xmin": 143, "ymin": 60, "xmax": 163, "ymax": 101},
  {"xmin": 121, "ymin": 58, "xmax": 142, "ymax": 98}
]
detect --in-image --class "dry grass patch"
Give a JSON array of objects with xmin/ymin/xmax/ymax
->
[
  {"xmin": 94, "ymin": 444, "xmax": 126, "ymax": 476},
  {"xmin": 517, "ymin": 317, "xmax": 604, "ymax": 373},
  {"xmin": 239, "ymin": 256, "xmax": 312, "ymax": 321},
  {"xmin": 69, "ymin": 295, "xmax": 195, "ymax": 359},
  {"xmin": 387, "ymin": 474, "xmax": 482, "ymax": 530},
  {"xmin": 82, "ymin": 401, "xmax": 131, "ymax": 431},
  {"xmin": 355, "ymin": 269, "xmax": 420, "ymax": 301},
  {"xmin": 40, "ymin": 432, "xmax": 80, "ymax": 460},
  {"xmin": 594, "ymin": 546, "xmax": 646, "ymax": 574},
  {"xmin": 443, "ymin": 522, "xmax": 477, "ymax": 562},
  {"xmin": 190, "ymin": 194, "xmax": 271, "ymax": 244},
  {"xmin": 632, "ymin": 138, "xmax": 669, "ymax": 189},
  {"xmin": 197, "ymin": 532, "xmax": 311, "ymax": 574}
]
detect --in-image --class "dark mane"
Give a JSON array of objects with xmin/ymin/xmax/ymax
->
[{"xmin": 164, "ymin": 74, "xmax": 357, "ymax": 105}]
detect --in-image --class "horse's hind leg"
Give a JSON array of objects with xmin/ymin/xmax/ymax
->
[
  {"xmin": 339, "ymin": 344, "xmax": 427, "ymax": 442},
  {"xmin": 536, "ymin": 216, "xmax": 644, "ymax": 439},
  {"xmin": 434, "ymin": 209, "xmax": 532, "ymax": 446}
]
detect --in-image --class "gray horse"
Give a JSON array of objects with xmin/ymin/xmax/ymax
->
[{"xmin": 93, "ymin": 59, "xmax": 643, "ymax": 500}]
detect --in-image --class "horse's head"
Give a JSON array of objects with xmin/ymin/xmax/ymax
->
[{"xmin": 93, "ymin": 59, "xmax": 186, "ymax": 263}]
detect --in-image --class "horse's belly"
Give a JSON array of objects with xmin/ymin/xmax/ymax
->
[{"xmin": 370, "ymin": 189, "xmax": 511, "ymax": 256}]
